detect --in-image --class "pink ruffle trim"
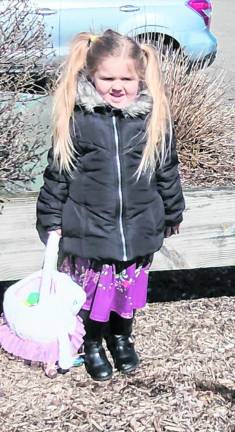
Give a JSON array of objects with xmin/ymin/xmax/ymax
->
[{"xmin": 0, "ymin": 316, "xmax": 85, "ymax": 365}]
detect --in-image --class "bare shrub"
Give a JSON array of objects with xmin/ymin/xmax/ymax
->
[
  {"xmin": 0, "ymin": 94, "xmax": 48, "ymax": 185},
  {"xmin": 0, "ymin": 0, "xmax": 54, "ymax": 91},
  {"xmin": 138, "ymin": 34, "xmax": 235, "ymax": 186},
  {"xmin": 159, "ymin": 42, "xmax": 235, "ymax": 186},
  {"xmin": 1, "ymin": 14, "xmax": 233, "ymax": 189},
  {"xmin": 0, "ymin": 0, "xmax": 54, "ymax": 190}
]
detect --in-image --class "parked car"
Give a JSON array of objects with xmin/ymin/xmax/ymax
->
[{"xmin": 33, "ymin": 0, "xmax": 217, "ymax": 65}]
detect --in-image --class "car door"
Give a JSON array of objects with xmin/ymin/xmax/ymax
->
[
  {"xmin": 59, "ymin": 1, "xmax": 172, "ymax": 56},
  {"xmin": 59, "ymin": 1, "xmax": 127, "ymax": 56}
]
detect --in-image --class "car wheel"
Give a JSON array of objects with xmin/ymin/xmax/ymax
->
[{"xmin": 136, "ymin": 32, "xmax": 180, "ymax": 56}]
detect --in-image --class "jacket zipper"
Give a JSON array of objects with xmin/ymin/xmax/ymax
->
[{"xmin": 112, "ymin": 116, "xmax": 127, "ymax": 261}]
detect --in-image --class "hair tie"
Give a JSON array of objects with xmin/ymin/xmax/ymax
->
[{"xmin": 90, "ymin": 35, "xmax": 98, "ymax": 44}]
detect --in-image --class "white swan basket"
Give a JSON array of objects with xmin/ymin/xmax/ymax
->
[{"xmin": 0, "ymin": 232, "xmax": 86, "ymax": 370}]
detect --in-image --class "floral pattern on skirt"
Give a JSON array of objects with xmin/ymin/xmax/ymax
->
[{"xmin": 60, "ymin": 257, "xmax": 151, "ymax": 322}]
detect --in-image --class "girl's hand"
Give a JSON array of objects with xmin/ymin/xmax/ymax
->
[
  {"xmin": 164, "ymin": 224, "xmax": 180, "ymax": 238},
  {"xmin": 48, "ymin": 229, "xmax": 62, "ymax": 237}
]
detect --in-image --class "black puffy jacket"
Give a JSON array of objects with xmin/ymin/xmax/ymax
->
[{"xmin": 36, "ymin": 77, "xmax": 185, "ymax": 261}]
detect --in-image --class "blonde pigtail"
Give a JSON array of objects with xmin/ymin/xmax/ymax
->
[
  {"xmin": 137, "ymin": 44, "xmax": 172, "ymax": 179},
  {"xmin": 52, "ymin": 33, "xmax": 94, "ymax": 172}
]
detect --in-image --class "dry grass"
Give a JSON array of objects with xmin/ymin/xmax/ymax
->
[
  {"xmin": 0, "ymin": 296, "xmax": 234, "ymax": 431},
  {"xmin": 135, "ymin": 35, "xmax": 235, "ymax": 187},
  {"xmin": 159, "ymin": 46, "xmax": 235, "ymax": 187}
]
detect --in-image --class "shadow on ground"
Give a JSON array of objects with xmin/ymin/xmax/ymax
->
[
  {"xmin": 148, "ymin": 266, "xmax": 235, "ymax": 303},
  {"xmin": 0, "ymin": 266, "xmax": 234, "ymax": 313}
]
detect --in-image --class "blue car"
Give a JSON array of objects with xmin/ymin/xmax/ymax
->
[{"xmin": 34, "ymin": 0, "xmax": 217, "ymax": 65}]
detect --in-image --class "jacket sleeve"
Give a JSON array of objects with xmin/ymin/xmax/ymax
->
[
  {"xmin": 156, "ymin": 130, "xmax": 185, "ymax": 227},
  {"xmin": 36, "ymin": 146, "xmax": 69, "ymax": 244}
]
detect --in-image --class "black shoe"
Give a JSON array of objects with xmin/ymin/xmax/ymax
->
[
  {"xmin": 84, "ymin": 339, "xmax": 113, "ymax": 381},
  {"xmin": 79, "ymin": 311, "xmax": 113, "ymax": 381},
  {"xmin": 105, "ymin": 312, "xmax": 139, "ymax": 373},
  {"xmin": 106, "ymin": 334, "xmax": 139, "ymax": 373}
]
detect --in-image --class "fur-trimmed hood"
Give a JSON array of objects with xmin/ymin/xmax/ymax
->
[{"xmin": 75, "ymin": 74, "xmax": 152, "ymax": 117}]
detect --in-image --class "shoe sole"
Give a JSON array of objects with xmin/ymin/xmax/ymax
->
[
  {"xmin": 90, "ymin": 374, "xmax": 113, "ymax": 381},
  {"xmin": 117, "ymin": 360, "xmax": 140, "ymax": 374},
  {"xmin": 84, "ymin": 364, "xmax": 113, "ymax": 381}
]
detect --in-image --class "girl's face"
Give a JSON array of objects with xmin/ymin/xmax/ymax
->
[{"xmin": 92, "ymin": 56, "xmax": 139, "ymax": 108}]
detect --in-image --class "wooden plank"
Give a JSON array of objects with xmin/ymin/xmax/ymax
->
[
  {"xmin": 0, "ymin": 194, "xmax": 44, "ymax": 281},
  {"xmin": 152, "ymin": 188, "xmax": 235, "ymax": 270},
  {"xmin": 0, "ymin": 189, "xmax": 235, "ymax": 281}
]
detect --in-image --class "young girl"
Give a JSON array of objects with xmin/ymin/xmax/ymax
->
[{"xmin": 36, "ymin": 29, "xmax": 185, "ymax": 381}]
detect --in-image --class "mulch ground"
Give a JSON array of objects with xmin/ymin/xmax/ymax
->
[{"xmin": 0, "ymin": 295, "xmax": 234, "ymax": 432}]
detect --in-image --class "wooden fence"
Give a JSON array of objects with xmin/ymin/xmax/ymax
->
[{"xmin": 0, "ymin": 188, "xmax": 235, "ymax": 281}]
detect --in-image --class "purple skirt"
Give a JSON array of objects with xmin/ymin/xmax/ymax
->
[{"xmin": 60, "ymin": 257, "xmax": 151, "ymax": 322}]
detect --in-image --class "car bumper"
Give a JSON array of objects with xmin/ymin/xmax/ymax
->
[{"xmin": 174, "ymin": 28, "xmax": 217, "ymax": 61}]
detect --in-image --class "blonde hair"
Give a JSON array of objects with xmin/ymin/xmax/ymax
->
[
  {"xmin": 52, "ymin": 30, "xmax": 172, "ymax": 177},
  {"xmin": 137, "ymin": 44, "xmax": 172, "ymax": 178}
]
